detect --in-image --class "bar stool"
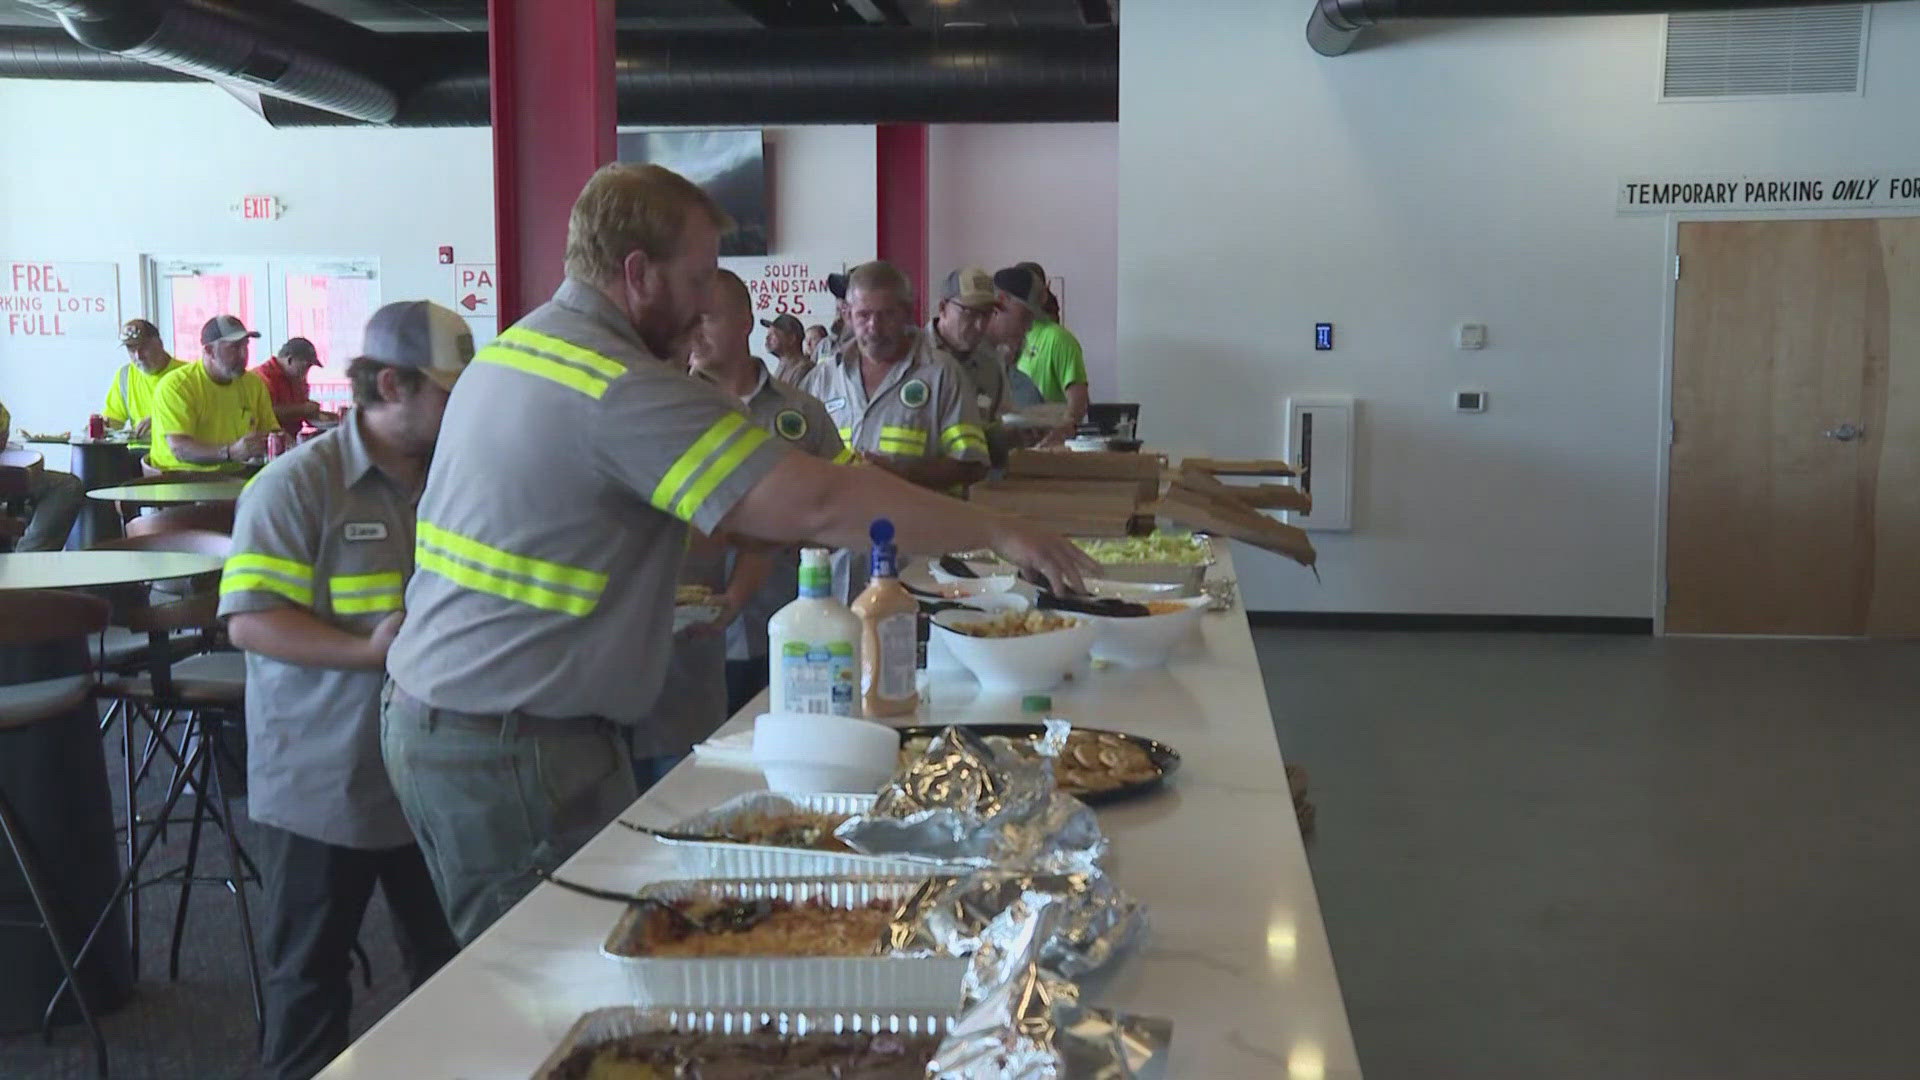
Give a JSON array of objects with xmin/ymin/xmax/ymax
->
[
  {"xmin": 81, "ymin": 531, "xmax": 264, "ymax": 1034},
  {"xmin": 0, "ymin": 589, "xmax": 113, "ymax": 1078}
]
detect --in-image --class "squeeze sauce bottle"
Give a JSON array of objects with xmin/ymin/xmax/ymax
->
[{"xmin": 851, "ymin": 518, "xmax": 920, "ymax": 718}]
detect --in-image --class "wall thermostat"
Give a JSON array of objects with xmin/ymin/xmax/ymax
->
[{"xmin": 1454, "ymin": 390, "xmax": 1488, "ymax": 413}]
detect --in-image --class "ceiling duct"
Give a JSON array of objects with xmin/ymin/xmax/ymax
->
[
  {"xmin": 258, "ymin": 26, "xmax": 1119, "ymax": 127},
  {"xmin": 1306, "ymin": 0, "xmax": 1893, "ymax": 57},
  {"xmin": 18, "ymin": 0, "xmax": 401, "ymax": 120}
]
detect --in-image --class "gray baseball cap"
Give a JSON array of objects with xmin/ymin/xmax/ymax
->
[
  {"xmin": 201, "ymin": 314, "xmax": 261, "ymax": 346},
  {"xmin": 277, "ymin": 336, "xmax": 320, "ymax": 366},
  {"xmin": 362, "ymin": 300, "xmax": 474, "ymax": 391}
]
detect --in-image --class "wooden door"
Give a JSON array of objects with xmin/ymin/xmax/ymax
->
[{"xmin": 1667, "ymin": 218, "xmax": 1920, "ymax": 636}]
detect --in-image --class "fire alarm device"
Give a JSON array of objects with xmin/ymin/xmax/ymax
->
[{"xmin": 438, "ymin": 246, "xmax": 455, "ymax": 265}]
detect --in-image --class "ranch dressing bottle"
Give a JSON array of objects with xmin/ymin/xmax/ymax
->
[
  {"xmin": 767, "ymin": 548, "xmax": 860, "ymax": 716},
  {"xmin": 851, "ymin": 519, "xmax": 920, "ymax": 718}
]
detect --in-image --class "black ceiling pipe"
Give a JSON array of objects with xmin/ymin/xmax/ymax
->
[
  {"xmin": 1309, "ymin": 0, "xmax": 1900, "ymax": 56},
  {"xmin": 256, "ymin": 26, "xmax": 1119, "ymax": 127},
  {"xmin": 18, "ymin": 0, "xmax": 401, "ymax": 120}
]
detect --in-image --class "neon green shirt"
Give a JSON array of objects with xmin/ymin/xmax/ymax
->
[
  {"xmin": 149, "ymin": 362, "xmax": 277, "ymax": 472},
  {"xmin": 1016, "ymin": 318, "xmax": 1087, "ymax": 404},
  {"xmin": 103, "ymin": 357, "xmax": 187, "ymax": 428}
]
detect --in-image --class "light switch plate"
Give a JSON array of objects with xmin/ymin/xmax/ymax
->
[{"xmin": 1457, "ymin": 323, "xmax": 1487, "ymax": 350}]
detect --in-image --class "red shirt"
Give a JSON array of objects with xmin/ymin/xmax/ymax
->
[{"xmin": 251, "ymin": 359, "xmax": 309, "ymax": 436}]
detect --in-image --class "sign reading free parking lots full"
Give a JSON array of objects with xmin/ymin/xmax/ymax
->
[{"xmin": 0, "ymin": 260, "xmax": 119, "ymax": 340}]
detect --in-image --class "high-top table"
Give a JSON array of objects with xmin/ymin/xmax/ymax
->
[
  {"xmin": 316, "ymin": 550, "xmax": 1361, "ymax": 1079},
  {"xmin": 86, "ymin": 480, "xmax": 248, "ymax": 507}
]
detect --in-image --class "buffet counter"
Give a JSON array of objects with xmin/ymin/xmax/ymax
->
[{"xmin": 317, "ymin": 550, "xmax": 1361, "ymax": 1079}]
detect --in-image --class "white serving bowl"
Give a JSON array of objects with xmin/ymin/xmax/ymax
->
[
  {"xmin": 752, "ymin": 713, "xmax": 900, "ymax": 794},
  {"xmin": 925, "ymin": 591, "xmax": 1032, "ymax": 673},
  {"xmin": 930, "ymin": 609, "xmax": 1097, "ymax": 692},
  {"xmin": 1085, "ymin": 595, "xmax": 1212, "ymax": 669},
  {"xmin": 927, "ymin": 562, "xmax": 1019, "ymax": 592}
]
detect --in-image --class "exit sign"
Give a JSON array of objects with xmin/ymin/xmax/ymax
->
[{"xmin": 234, "ymin": 195, "xmax": 282, "ymax": 221}]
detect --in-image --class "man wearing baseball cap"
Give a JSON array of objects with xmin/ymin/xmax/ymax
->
[
  {"xmin": 930, "ymin": 267, "xmax": 1011, "ymax": 430},
  {"xmin": 103, "ymin": 318, "xmax": 187, "ymax": 439},
  {"xmin": 254, "ymin": 336, "xmax": 336, "ymax": 437},
  {"xmin": 219, "ymin": 299, "xmax": 471, "ymax": 1080},
  {"xmin": 993, "ymin": 264, "xmax": 1087, "ymax": 446},
  {"xmin": 813, "ymin": 271, "xmax": 853, "ymax": 363},
  {"xmin": 149, "ymin": 314, "xmax": 279, "ymax": 471},
  {"xmin": 759, "ymin": 312, "xmax": 813, "ymax": 386}
]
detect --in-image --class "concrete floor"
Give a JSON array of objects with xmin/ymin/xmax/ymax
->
[
  {"xmin": 1258, "ymin": 629, "xmax": 1920, "ymax": 1080},
  {"xmin": 6, "ymin": 629, "xmax": 1918, "ymax": 1078}
]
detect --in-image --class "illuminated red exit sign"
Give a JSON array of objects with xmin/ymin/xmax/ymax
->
[{"xmin": 234, "ymin": 195, "xmax": 282, "ymax": 221}]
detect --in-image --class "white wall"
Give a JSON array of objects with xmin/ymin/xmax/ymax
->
[
  {"xmin": 929, "ymin": 123, "xmax": 1119, "ymax": 401},
  {"xmin": 0, "ymin": 78, "xmax": 876, "ymax": 436},
  {"xmin": 1120, "ymin": 1, "xmax": 1920, "ymax": 616}
]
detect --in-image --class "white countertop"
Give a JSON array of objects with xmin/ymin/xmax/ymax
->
[{"xmin": 318, "ymin": 551, "xmax": 1361, "ymax": 1080}]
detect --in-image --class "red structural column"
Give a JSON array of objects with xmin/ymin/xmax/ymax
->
[
  {"xmin": 875, "ymin": 124, "xmax": 930, "ymax": 323},
  {"xmin": 489, "ymin": 0, "xmax": 616, "ymax": 326}
]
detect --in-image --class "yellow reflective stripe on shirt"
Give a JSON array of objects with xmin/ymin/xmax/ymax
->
[
  {"xmin": 649, "ymin": 414, "xmax": 773, "ymax": 522},
  {"xmin": 474, "ymin": 344, "xmax": 612, "ymax": 400},
  {"xmin": 414, "ymin": 548, "xmax": 597, "ymax": 617},
  {"xmin": 224, "ymin": 552, "xmax": 313, "ymax": 583},
  {"xmin": 329, "ymin": 570, "xmax": 405, "ymax": 615},
  {"xmin": 415, "ymin": 522, "xmax": 606, "ymax": 617},
  {"xmin": 832, "ymin": 446, "xmax": 858, "ymax": 465},
  {"xmin": 836, "ymin": 427, "xmax": 852, "ymax": 444},
  {"xmin": 877, "ymin": 425, "xmax": 928, "ymax": 456},
  {"xmin": 498, "ymin": 326, "xmax": 626, "ymax": 379},
  {"xmin": 941, "ymin": 423, "xmax": 987, "ymax": 455},
  {"xmin": 417, "ymin": 521, "xmax": 607, "ymax": 593},
  {"xmin": 221, "ymin": 552, "xmax": 316, "ymax": 605},
  {"xmin": 330, "ymin": 571, "xmax": 402, "ymax": 593}
]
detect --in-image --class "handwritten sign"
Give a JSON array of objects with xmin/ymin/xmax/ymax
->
[
  {"xmin": 1619, "ymin": 172, "xmax": 1920, "ymax": 214},
  {"xmin": 0, "ymin": 260, "xmax": 119, "ymax": 339}
]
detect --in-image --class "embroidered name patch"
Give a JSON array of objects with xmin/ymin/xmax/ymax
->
[{"xmin": 343, "ymin": 522, "xmax": 388, "ymax": 542}]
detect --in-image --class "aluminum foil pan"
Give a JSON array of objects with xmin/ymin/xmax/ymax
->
[
  {"xmin": 928, "ymin": 900, "xmax": 1173, "ymax": 1080},
  {"xmin": 531, "ymin": 1005, "xmax": 955, "ymax": 1079},
  {"xmin": 886, "ymin": 870, "xmax": 1147, "ymax": 1000},
  {"xmin": 655, "ymin": 791, "xmax": 966, "ymax": 879},
  {"xmin": 834, "ymin": 723, "xmax": 1108, "ymax": 874}
]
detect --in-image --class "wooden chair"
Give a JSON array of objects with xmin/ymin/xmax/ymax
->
[{"xmin": 0, "ymin": 590, "xmax": 113, "ymax": 1078}]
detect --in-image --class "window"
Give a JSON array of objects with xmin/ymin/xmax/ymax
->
[{"xmin": 273, "ymin": 260, "xmax": 379, "ymax": 411}]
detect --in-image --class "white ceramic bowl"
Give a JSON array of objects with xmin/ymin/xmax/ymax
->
[
  {"xmin": 925, "ymin": 592, "xmax": 1032, "ymax": 672},
  {"xmin": 930, "ymin": 609, "xmax": 1097, "ymax": 692},
  {"xmin": 927, "ymin": 562, "xmax": 1019, "ymax": 592},
  {"xmin": 751, "ymin": 713, "xmax": 900, "ymax": 794},
  {"xmin": 1085, "ymin": 595, "xmax": 1211, "ymax": 669}
]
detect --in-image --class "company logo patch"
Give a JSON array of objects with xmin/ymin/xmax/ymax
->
[
  {"xmin": 343, "ymin": 522, "xmax": 388, "ymax": 542},
  {"xmin": 899, "ymin": 379, "xmax": 929, "ymax": 409},
  {"xmin": 775, "ymin": 409, "xmax": 808, "ymax": 441}
]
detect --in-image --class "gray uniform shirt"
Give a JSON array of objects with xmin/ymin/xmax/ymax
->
[
  {"xmin": 927, "ymin": 320, "xmax": 1010, "ymax": 425},
  {"xmin": 218, "ymin": 411, "xmax": 417, "ymax": 849},
  {"xmin": 725, "ymin": 371, "xmax": 849, "ymax": 661},
  {"xmin": 384, "ymin": 278, "xmax": 787, "ymax": 749},
  {"xmin": 799, "ymin": 329, "xmax": 989, "ymax": 467}
]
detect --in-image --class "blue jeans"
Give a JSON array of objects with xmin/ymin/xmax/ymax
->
[{"xmin": 378, "ymin": 681, "xmax": 638, "ymax": 945}]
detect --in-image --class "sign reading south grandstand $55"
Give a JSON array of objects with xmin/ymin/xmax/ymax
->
[{"xmin": 1619, "ymin": 173, "xmax": 1920, "ymax": 215}]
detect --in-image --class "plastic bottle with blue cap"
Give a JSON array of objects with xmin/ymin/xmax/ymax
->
[
  {"xmin": 851, "ymin": 518, "xmax": 920, "ymax": 717},
  {"xmin": 767, "ymin": 547, "xmax": 860, "ymax": 716}
]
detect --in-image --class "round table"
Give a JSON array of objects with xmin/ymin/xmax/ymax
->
[
  {"xmin": 0, "ymin": 550, "xmax": 227, "ymax": 590},
  {"xmin": 26, "ymin": 438, "xmax": 146, "ymax": 548},
  {"xmin": 86, "ymin": 481, "xmax": 247, "ymax": 507}
]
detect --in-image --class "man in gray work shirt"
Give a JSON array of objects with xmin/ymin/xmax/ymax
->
[
  {"xmin": 220, "ymin": 300, "xmax": 471, "ymax": 1079},
  {"xmin": 380, "ymin": 163, "xmax": 1098, "ymax": 944}
]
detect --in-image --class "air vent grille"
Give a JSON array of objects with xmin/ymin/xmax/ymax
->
[{"xmin": 1663, "ymin": 6, "xmax": 1866, "ymax": 99}]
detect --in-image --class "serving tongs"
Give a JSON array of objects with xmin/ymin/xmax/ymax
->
[
  {"xmin": 535, "ymin": 868, "xmax": 777, "ymax": 933},
  {"xmin": 901, "ymin": 580, "xmax": 985, "ymax": 615},
  {"xmin": 1017, "ymin": 568, "xmax": 1153, "ymax": 618}
]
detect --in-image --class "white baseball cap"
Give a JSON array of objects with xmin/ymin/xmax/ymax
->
[{"xmin": 362, "ymin": 301, "xmax": 474, "ymax": 391}]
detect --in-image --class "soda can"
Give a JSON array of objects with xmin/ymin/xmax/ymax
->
[
  {"xmin": 87, "ymin": 413, "xmax": 106, "ymax": 440},
  {"xmin": 266, "ymin": 432, "xmax": 290, "ymax": 460}
]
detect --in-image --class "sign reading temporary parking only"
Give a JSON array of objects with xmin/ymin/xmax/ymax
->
[{"xmin": 1618, "ymin": 172, "xmax": 1920, "ymax": 215}]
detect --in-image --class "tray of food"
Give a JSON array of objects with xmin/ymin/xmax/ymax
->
[
  {"xmin": 601, "ymin": 877, "xmax": 967, "ymax": 1010},
  {"xmin": 1071, "ymin": 534, "xmax": 1215, "ymax": 595},
  {"xmin": 651, "ymin": 792, "xmax": 965, "ymax": 879},
  {"xmin": 532, "ymin": 1005, "xmax": 952, "ymax": 1079},
  {"xmin": 896, "ymin": 724, "xmax": 1180, "ymax": 805},
  {"xmin": 672, "ymin": 584, "xmax": 723, "ymax": 632}
]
